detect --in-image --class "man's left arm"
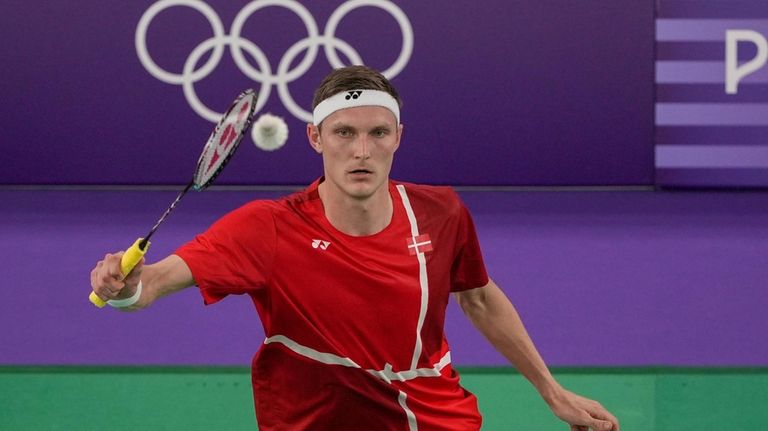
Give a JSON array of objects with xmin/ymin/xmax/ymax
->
[{"xmin": 453, "ymin": 278, "xmax": 620, "ymax": 431}]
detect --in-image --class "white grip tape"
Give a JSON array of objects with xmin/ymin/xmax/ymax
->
[{"xmin": 107, "ymin": 281, "xmax": 142, "ymax": 308}]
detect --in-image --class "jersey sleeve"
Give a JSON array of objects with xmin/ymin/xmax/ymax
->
[
  {"xmin": 174, "ymin": 201, "xmax": 277, "ymax": 305},
  {"xmin": 450, "ymin": 198, "xmax": 489, "ymax": 292}
]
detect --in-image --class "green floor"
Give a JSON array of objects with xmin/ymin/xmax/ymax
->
[{"xmin": 1, "ymin": 367, "xmax": 766, "ymax": 430}]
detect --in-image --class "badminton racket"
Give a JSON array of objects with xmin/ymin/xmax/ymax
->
[{"xmin": 89, "ymin": 89, "xmax": 257, "ymax": 308}]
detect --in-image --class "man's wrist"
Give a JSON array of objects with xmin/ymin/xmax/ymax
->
[
  {"xmin": 108, "ymin": 281, "xmax": 143, "ymax": 308},
  {"xmin": 533, "ymin": 376, "xmax": 564, "ymax": 405}
]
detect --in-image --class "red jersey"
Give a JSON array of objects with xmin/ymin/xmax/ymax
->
[{"xmin": 176, "ymin": 179, "xmax": 489, "ymax": 430}]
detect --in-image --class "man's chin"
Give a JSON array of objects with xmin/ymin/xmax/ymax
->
[
  {"xmin": 346, "ymin": 187, "xmax": 375, "ymax": 200},
  {"xmin": 344, "ymin": 181, "xmax": 382, "ymax": 200}
]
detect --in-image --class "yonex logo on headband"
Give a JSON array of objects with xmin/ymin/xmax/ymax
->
[
  {"xmin": 313, "ymin": 90, "xmax": 400, "ymax": 125},
  {"xmin": 136, "ymin": 0, "xmax": 414, "ymax": 135}
]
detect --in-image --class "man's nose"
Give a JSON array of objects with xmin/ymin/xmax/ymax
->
[{"xmin": 354, "ymin": 135, "xmax": 371, "ymax": 159}]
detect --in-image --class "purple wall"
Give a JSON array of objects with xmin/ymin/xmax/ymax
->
[
  {"xmin": 1, "ymin": 189, "xmax": 766, "ymax": 366},
  {"xmin": 2, "ymin": 1, "xmax": 767, "ymax": 367},
  {"xmin": 0, "ymin": 0, "xmax": 654, "ymax": 186}
]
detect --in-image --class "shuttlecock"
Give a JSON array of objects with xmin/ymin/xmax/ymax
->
[{"xmin": 252, "ymin": 113, "xmax": 288, "ymax": 151}]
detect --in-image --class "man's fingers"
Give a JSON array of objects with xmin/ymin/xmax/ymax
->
[
  {"xmin": 124, "ymin": 257, "xmax": 145, "ymax": 284},
  {"xmin": 107, "ymin": 277, "xmax": 126, "ymax": 292},
  {"xmin": 553, "ymin": 390, "xmax": 618, "ymax": 431},
  {"xmin": 588, "ymin": 406, "xmax": 619, "ymax": 431},
  {"xmin": 104, "ymin": 252, "xmax": 126, "ymax": 279},
  {"xmin": 91, "ymin": 251, "xmax": 129, "ymax": 301},
  {"xmin": 592, "ymin": 419, "xmax": 613, "ymax": 431},
  {"xmin": 98, "ymin": 276, "xmax": 125, "ymax": 299}
]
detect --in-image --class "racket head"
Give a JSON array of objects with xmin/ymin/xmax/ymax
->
[{"xmin": 193, "ymin": 89, "xmax": 257, "ymax": 190}]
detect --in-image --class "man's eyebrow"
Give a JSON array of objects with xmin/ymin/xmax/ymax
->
[
  {"xmin": 329, "ymin": 123, "xmax": 355, "ymax": 131},
  {"xmin": 326, "ymin": 120, "xmax": 395, "ymax": 131}
]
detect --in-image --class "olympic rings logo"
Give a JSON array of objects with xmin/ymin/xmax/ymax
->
[{"xmin": 136, "ymin": 0, "xmax": 414, "ymax": 141}]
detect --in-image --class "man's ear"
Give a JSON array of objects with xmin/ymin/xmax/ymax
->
[
  {"xmin": 306, "ymin": 123, "xmax": 322, "ymax": 154},
  {"xmin": 393, "ymin": 123, "xmax": 404, "ymax": 152}
]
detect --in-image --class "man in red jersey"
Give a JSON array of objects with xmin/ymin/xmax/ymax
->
[{"xmin": 91, "ymin": 66, "xmax": 619, "ymax": 431}]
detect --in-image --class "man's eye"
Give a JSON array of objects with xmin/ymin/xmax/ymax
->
[
  {"xmin": 337, "ymin": 129, "xmax": 351, "ymax": 137},
  {"xmin": 373, "ymin": 129, "xmax": 388, "ymax": 137}
]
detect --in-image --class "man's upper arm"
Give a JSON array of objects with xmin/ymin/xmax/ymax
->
[
  {"xmin": 449, "ymin": 199, "xmax": 489, "ymax": 291},
  {"xmin": 453, "ymin": 278, "xmax": 495, "ymax": 315}
]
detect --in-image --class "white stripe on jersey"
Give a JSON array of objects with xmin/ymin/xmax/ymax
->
[
  {"xmin": 265, "ymin": 335, "xmax": 362, "ymax": 368},
  {"xmin": 398, "ymin": 390, "xmax": 419, "ymax": 431},
  {"xmin": 395, "ymin": 184, "xmax": 430, "ymax": 371},
  {"xmin": 265, "ymin": 335, "xmax": 451, "ymax": 383}
]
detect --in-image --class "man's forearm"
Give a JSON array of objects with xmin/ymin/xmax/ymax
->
[
  {"xmin": 455, "ymin": 280, "xmax": 562, "ymax": 401},
  {"xmin": 115, "ymin": 254, "xmax": 195, "ymax": 311}
]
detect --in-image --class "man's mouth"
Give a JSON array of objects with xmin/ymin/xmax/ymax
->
[{"xmin": 349, "ymin": 169, "xmax": 372, "ymax": 174}]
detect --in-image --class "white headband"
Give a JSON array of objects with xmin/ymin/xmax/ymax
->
[{"xmin": 312, "ymin": 89, "xmax": 400, "ymax": 125}]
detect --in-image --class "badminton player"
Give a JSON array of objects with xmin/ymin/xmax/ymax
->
[{"xmin": 91, "ymin": 65, "xmax": 619, "ymax": 431}]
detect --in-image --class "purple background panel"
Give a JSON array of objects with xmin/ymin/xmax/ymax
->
[
  {"xmin": 656, "ymin": 125, "xmax": 768, "ymax": 146},
  {"xmin": 655, "ymin": 2, "xmax": 768, "ymax": 188},
  {"xmin": 656, "ymin": 103, "xmax": 768, "ymax": 126},
  {"xmin": 659, "ymin": 1, "xmax": 768, "ymax": 19},
  {"xmin": 1, "ymin": 189, "xmax": 766, "ymax": 366},
  {"xmin": 0, "ymin": 0, "xmax": 654, "ymax": 186},
  {"xmin": 656, "ymin": 168, "xmax": 768, "ymax": 187},
  {"xmin": 656, "ymin": 62, "xmax": 768, "ymax": 84},
  {"xmin": 657, "ymin": 41, "xmax": 760, "ymax": 61},
  {"xmin": 656, "ymin": 84, "xmax": 768, "ymax": 103},
  {"xmin": 656, "ymin": 145, "xmax": 768, "ymax": 168},
  {"xmin": 656, "ymin": 19, "xmax": 768, "ymax": 41}
]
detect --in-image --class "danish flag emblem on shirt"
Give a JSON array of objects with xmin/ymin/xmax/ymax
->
[{"xmin": 407, "ymin": 234, "xmax": 433, "ymax": 255}]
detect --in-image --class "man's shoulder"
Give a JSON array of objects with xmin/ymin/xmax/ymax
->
[
  {"xmin": 214, "ymin": 199, "xmax": 279, "ymax": 228},
  {"xmin": 219, "ymin": 188, "xmax": 300, "ymax": 217},
  {"xmin": 392, "ymin": 180, "xmax": 462, "ymax": 212}
]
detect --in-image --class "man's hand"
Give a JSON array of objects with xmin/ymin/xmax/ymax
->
[
  {"xmin": 90, "ymin": 252, "xmax": 144, "ymax": 303},
  {"xmin": 546, "ymin": 387, "xmax": 620, "ymax": 431}
]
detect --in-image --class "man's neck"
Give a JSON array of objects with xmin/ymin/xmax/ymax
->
[{"xmin": 318, "ymin": 181, "xmax": 393, "ymax": 236}]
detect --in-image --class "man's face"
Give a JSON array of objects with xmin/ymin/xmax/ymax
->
[{"xmin": 308, "ymin": 105, "xmax": 402, "ymax": 201}]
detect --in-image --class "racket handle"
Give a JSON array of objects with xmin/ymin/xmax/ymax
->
[{"xmin": 89, "ymin": 238, "xmax": 151, "ymax": 308}]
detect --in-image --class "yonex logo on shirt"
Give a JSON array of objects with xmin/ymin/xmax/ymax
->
[{"xmin": 312, "ymin": 239, "xmax": 331, "ymax": 250}]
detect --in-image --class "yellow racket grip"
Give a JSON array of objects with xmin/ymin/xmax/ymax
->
[{"xmin": 88, "ymin": 238, "xmax": 151, "ymax": 308}]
